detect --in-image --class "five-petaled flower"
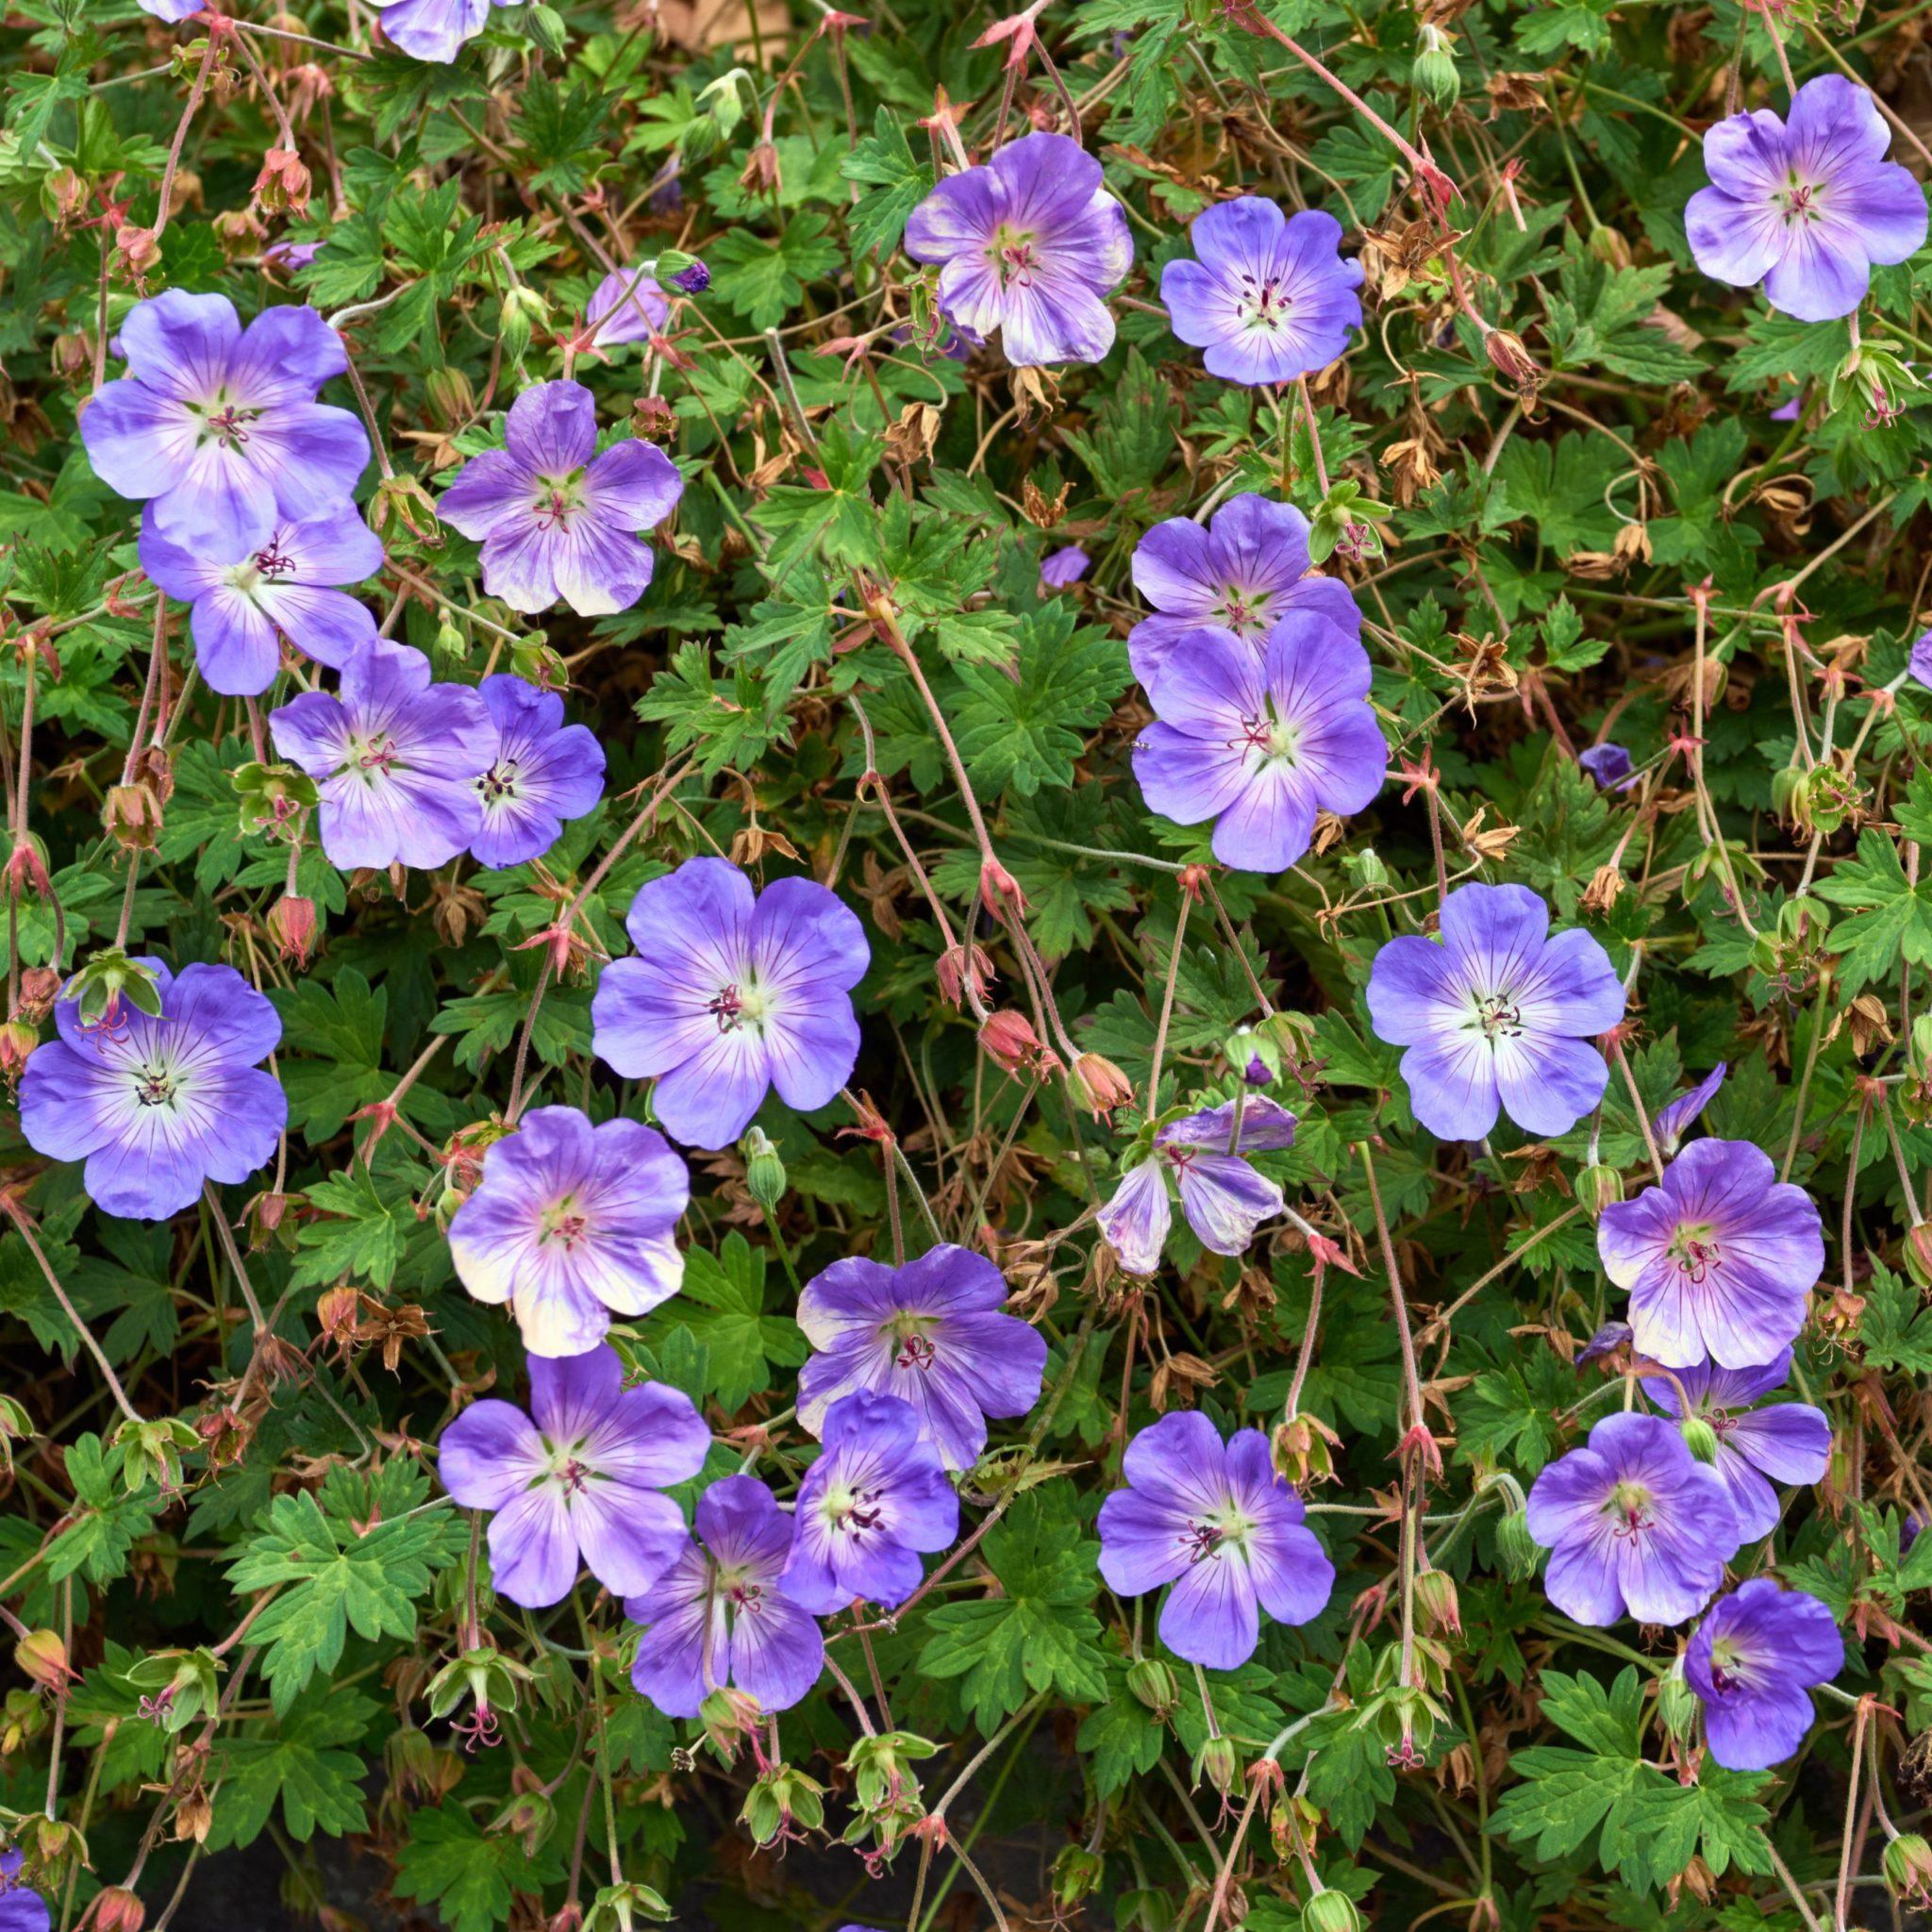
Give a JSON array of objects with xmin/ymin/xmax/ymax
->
[
  {"xmin": 626, "ymin": 1474, "xmax": 825, "ymax": 1718},
  {"xmin": 367, "ymin": 0, "xmax": 515, "ymax": 62},
  {"xmin": 1097, "ymin": 1409, "xmax": 1335, "ymax": 1669},
  {"xmin": 1685, "ymin": 1578, "xmax": 1841, "ymax": 1770},
  {"xmin": 448, "ymin": 1105, "xmax": 690, "ymax": 1357},
  {"xmin": 439, "ymin": 380, "xmax": 685, "ymax": 616},
  {"xmin": 1366, "ymin": 882, "xmax": 1625, "ymax": 1142},
  {"xmin": 903, "ymin": 131, "xmax": 1133, "ymax": 367},
  {"xmin": 439, "ymin": 1342, "xmax": 708, "ymax": 1608},
  {"xmin": 591, "ymin": 857, "xmax": 869, "ymax": 1151},
  {"xmin": 796, "ymin": 1243, "xmax": 1047, "ymax": 1472},
  {"xmin": 19, "ymin": 960, "xmax": 286, "ymax": 1221},
  {"xmin": 469, "ymin": 675, "xmax": 607, "ymax": 870}
]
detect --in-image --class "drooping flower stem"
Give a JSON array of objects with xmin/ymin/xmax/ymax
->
[{"xmin": 155, "ymin": 33, "xmax": 220, "ymax": 243}]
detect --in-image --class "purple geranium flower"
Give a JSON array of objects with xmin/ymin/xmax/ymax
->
[
  {"xmin": 82, "ymin": 291, "xmax": 369, "ymax": 560},
  {"xmin": 1686, "ymin": 1579, "xmax": 1840, "ymax": 1770},
  {"xmin": 137, "ymin": 0, "xmax": 204, "ymax": 18},
  {"xmin": 264, "ymin": 239, "xmax": 324, "ymax": 273},
  {"xmin": 586, "ymin": 261, "xmax": 671, "ymax": 346},
  {"xmin": 439, "ymin": 1343, "xmax": 707, "ymax": 1608},
  {"xmin": 591, "ymin": 858, "xmax": 869, "ymax": 1151},
  {"xmin": 778, "ymin": 1391, "xmax": 959, "ymax": 1613},
  {"xmin": 448, "ymin": 1106, "xmax": 689, "ymax": 1357},
  {"xmin": 1097, "ymin": 1410, "xmax": 1334, "ymax": 1669},
  {"xmin": 269, "ymin": 640, "xmax": 494, "ymax": 871},
  {"xmin": 796, "ymin": 1243, "xmax": 1047, "ymax": 1471},
  {"xmin": 1686, "ymin": 75, "xmax": 1927, "ymax": 324},
  {"xmin": 1366, "ymin": 882, "xmax": 1625, "ymax": 1142},
  {"xmin": 470, "ymin": 675, "xmax": 606, "ymax": 870},
  {"xmin": 1524, "ymin": 1411, "xmax": 1739, "ymax": 1626},
  {"xmin": 1133, "ymin": 613, "xmax": 1386, "ymax": 872},
  {"xmin": 1598, "ymin": 1139, "xmax": 1825, "ymax": 1370},
  {"xmin": 1577, "ymin": 742, "xmax": 1635, "ymax": 791},
  {"xmin": 368, "ymin": 0, "xmax": 510, "ymax": 61},
  {"xmin": 1654, "ymin": 1063, "xmax": 1727, "ymax": 1156},
  {"xmin": 1644, "ymin": 1349, "xmax": 1831, "ymax": 1541},
  {"xmin": 439, "ymin": 380, "xmax": 685, "ymax": 616},
  {"xmin": 1910, "ymin": 630, "xmax": 1932, "ymax": 689},
  {"xmin": 19, "ymin": 961, "xmax": 285, "ymax": 1222},
  {"xmin": 0, "ymin": 1850, "xmax": 49, "ymax": 1932},
  {"xmin": 139, "ymin": 508, "xmax": 381, "ymax": 697},
  {"xmin": 903, "ymin": 131, "xmax": 1133, "ymax": 368},
  {"xmin": 1040, "ymin": 543, "xmax": 1090, "ymax": 589},
  {"xmin": 1097, "ymin": 1098, "xmax": 1297, "ymax": 1275},
  {"xmin": 625, "ymin": 1474, "xmax": 824, "ymax": 1719},
  {"xmin": 1160, "ymin": 198, "xmax": 1363, "ymax": 386},
  {"xmin": 1129, "ymin": 494, "xmax": 1362, "ymax": 687}
]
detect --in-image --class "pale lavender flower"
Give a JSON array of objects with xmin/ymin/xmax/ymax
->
[
  {"xmin": 1097, "ymin": 1098, "xmax": 1297, "ymax": 1275},
  {"xmin": 0, "ymin": 1850, "xmax": 50, "ymax": 1932},
  {"xmin": 18, "ymin": 961, "xmax": 285, "ymax": 1222},
  {"xmin": 470, "ymin": 675, "xmax": 606, "ymax": 870},
  {"xmin": 139, "ymin": 508, "xmax": 381, "ymax": 696},
  {"xmin": 586, "ymin": 262, "xmax": 671, "ymax": 346},
  {"xmin": 1160, "ymin": 198, "xmax": 1363, "ymax": 386},
  {"xmin": 591, "ymin": 858, "xmax": 869, "ymax": 1151},
  {"xmin": 626, "ymin": 1475, "xmax": 824, "ymax": 1719},
  {"xmin": 1654, "ymin": 1063, "xmax": 1727, "ymax": 1156},
  {"xmin": 1686, "ymin": 1579, "xmax": 1840, "ymax": 1770},
  {"xmin": 1910, "ymin": 630, "xmax": 1932, "ymax": 690},
  {"xmin": 797, "ymin": 1243, "xmax": 1047, "ymax": 1471},
  {"xmin": 778, "ymin": 1391, "xmax": 958, "ymax": 1613},
  {"xmin": 439, "ymin": 380, "xmax": 684, "ymax": 616},
  {"xmin": 1040, "ymin": 544, "xmax": 1090, "ymax": 589},
  {"xmin": 1644, "ymin": 1349, "xmax": 1830, "ymax": 1541},
  {"xmin": 368, "ymin": 0, "xmax": 511, "ymax": 61},
  {"xmin": 447, "ymin": 1105, "xmax": 689, "ymax": 1357},
  {"xmin": 1129, "ymin": 495, "xmax": 1362, "ymax": 686},
  {"xmin": 1366, "ymin": 882, "xmax": 1625, "ymax": 1142},
  {"xmin": 1132, "ymin": 613, "xmax": 1386, "ymax": 872},
  {"xmin": 1686, "ymin": 75, "xmax": 1927, "ymax": 323},
  {"xmin": 1598, "ymin": 1140, "xmax": 1824, "ymax": 1370},
  {"xmin": 82, "ymin": 291, "xmax": 368, "ymax": 559},
  {"xmin": 903, "ymin": 131, "xmax": 1133, "ymax": 367},
  {"xmin": 439, "ymin": 1343, "xmax": 708, "ymax": 1608},
  {"xmin": 1524, "ymin": 1411, "xmax": 1740, "ymax": 1626},
  {"xmin": 1097, "ymin": 1410, "xmax": 1334, "ymax": 1669},
  {"xmin": 269, "ymin": 641, "xmax": 495, "ymax": 871}
]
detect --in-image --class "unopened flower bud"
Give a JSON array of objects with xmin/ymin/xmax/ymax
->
[
  {"xmin": 246, "ymin": 1190, "xmax": 291, "ymax": 1251},
  {"xmin": 1303, "ymin": 1890, "xmax": 1364, "ymax": 1932},
  {"xmin": 425, "ymin": 366, "xmax": 475, "ymax": 427},
  {"xmin": 631, "ymin": 394, "xmax": 677, "ymax": 441},
  {"xmin": 0, "ymin": 1020, "xmax": 39, "ymax": 1082},
  {"xmin": 252, "ymin": 147, "xmax": 311, "ymax": 215},
  {"xmin": 1580, "ymin": 1161, "xmax": 1624, "ymax": 1217},
  {"xmin": 1413, "ymin": 1568, "xmax": 1461, "ymax": 1639},
  {"xmin": 1656, "ymin": 1665, "xmax": 1699, "ymax": 1742},
  {"xmin": 1126, "ymin": 1657, "xmax": 1177, "ymax": 1715},
  {"xmin": 315, "ymin": 1284, "xmax": 360, "ymax": 1348},
  {"xmin": 268, "ymin": 892, "xmax": 317, "ymax": 965},
  {"xmin": 499, "ymin": 286, "xmax": 549, "ymax": 365},
  {"xmin": 657, "ymin": 249, "xmax": 709, "ymax": 294},
  {"xmin": 1884, "ymin": 1831, "xmax": 1932, "ymax": 1906},
  {"xmin": 103, "ymin": 782, "xmax": 162, "ymax": 851},
  {"xmin": 979, "ymin": 1008, "xmax": 1056, "ymax": 1075},
  {"xmin": 1053, "ymin": 1845, "xmax": 1105, "ymax": 1907},
  {"xmin": 741, "ymin": 1126, "xmax": 787, "ymax": 1210},
  {"xmin": 1494, "ymin": 1507, "xmax": 1541, "ymax": 1582},
  {"xmin": 1484, "ymin": 327, "xmax": 1541, "ymax": 393},
  {"xmin": 117, "ymin": 225, "xmax": 161, "ymax": 275},
  {"xmin": 87, "ymin": 1887, "xmax": 144, "ymax": 1932},
  {"xmin": 1411, "ymin": 23, "xmax": 1459, "ymax": 104},
  {"xmin": 1193, "ymin": 1734, "xmax": 1239, "ymax": 1797},
  {"xmin": 1678, "ymin": 1414, "xmax": 1720, "ymax": 1464},
  {"xmin": 14, "ymin": 1627, "xmax": 76, "ymax": 1691},
  {"xmin": 1066, "ymin": 1051, "xmax": 1132, "ymax": 1118},
  {"xmin": 16, "ymin": 966, "xmax": 59, "ymax": 1023},
  {"xmin": 1903, "ymin": 1222, "xmax": 1932, "ymax": 1291}
]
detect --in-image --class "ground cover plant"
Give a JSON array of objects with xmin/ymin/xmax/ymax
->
[{"xmin": 2, "ymin": 0, "xmax": 1932, "ymax": 1927}]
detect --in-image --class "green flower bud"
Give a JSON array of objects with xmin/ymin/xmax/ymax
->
[
  {"xmin": 1581, "ymin": 1161, "xmax": 1624, "ymax": 1217},
  {"xmin": 1678, "ymin": 1414, "xmax": 1720, "ymax": 1464},
  {"xmin": 1127, "ymin": 1656, "xmax": 1179, "ymax": 1716},
  {"xmin": 1410, "ymin": 24, "xmax": 1459, "ymax": 105},
  {"xmin": 499, "ymin": 286, "xmax": 549, "ymax": 365},
  {"xmin": 526, "ymin": 2, "xmax": 568, "ymax": 53},
  {"xmin": 61, "ymin": 949, "xmax": 164, "ymax": 1027},
  {"xmin": 1656, "ymin": 1665, "xmax": 1700, "ymax": 1742},
  {"xmin": 742, "ymin": 1126, "xmax": 788, "ymax": 1209},
  {"xmin": 1884, "ymin": 1831, "xmax": 1932, "ymax": 1906},
  {"xmin": 1054, "ymin": 1845, "xmax": 1106, "ymax": 1907},
  {"xmin": 1495, "ymin": 1506, "xmax": 1542, "ymax": 1582},
  {"xmin": 1303, "ymin": 1889, "xmax": 1364, "ymax": 1932},
  {"xmin": 1193, "ymin": 1734, "xmax": 1239, "ymax": 1797}
]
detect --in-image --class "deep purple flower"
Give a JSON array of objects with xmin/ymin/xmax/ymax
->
[
  {"xmin": 903, "ymin": 132, "xmax": 1133, "ymax": 368},
  {"xmin": 1577, "ymin": 742, "xmax": 1635, "ymax": 791},
  {"xmin": 439, "ymin": 380, "xmax": 684, "ymax": 616},
  {"xmin": 625, "ymin": 1475, "xmax": 824, "ymax": 1718},
  {"xmin": 1366, "ymin": 882, "xmax": 1625, "ymax": 1142},
  {"xmin": 139, "ymin": 508, "xmax": 381, "ymax": 697},
  {"xmin": 1598, "ymin": 1139, "xmax": 1824, "ymax": 1370},
  {"xmin": 586, "ymin": 261, "xmax": 670, "ymax": 346},
  {"xmin": 1160, "ymin": 198, "xmax": 1363, "ymax": 385},
  {"xmin": 269, "ymin": 640, "xmax": 494, "ymax": 871},
  {"xmin": 1654, "ymin": 1063, "xmax": 1727, "ymax": 1156},
  {"xmin": 1644, "ymin": 1349, "xmax": 1830, "ymax": 1541},
  {"xmin": 19, "ymin": 961, "xmax": 285, "ymax": 1222},
  {"xmin": 1097, "ymin": 1410, "xmax": 1334, "ymax": 1669},
  {"xmin": 0, "ymin": 1850, "xmax": 50, "ymax": 1932},
  {"xmin": 667, "ymin": 258, "xmax": 709, "ymax": 293},
  {"xmin": 1575, "ymin": 1320, "xmax": 1634, "ymax": 1367},
  {"xmin": 439, "ymin": 1343, "xmax": 707, "ymax": 1608},
  {"xmin": 82, "ymin": 291, "xmax": 368, "ymax": 559},
  {"xmin": 1129, "ymin": 495, "xmax": 1362, "ymax": 687},
  {"xmin": 1686, "ymin": 1579, "xmax": 1840, "ymax": 1770},
  {"xmin": 1686, "ymin": 75, "xmax": 1927, "ymax": 323},
  {"xmin": 369, "ymin": 0, "xmax": 511, "ymax": 61},
  {"xmin": 1524, "ymin": 1411, "xmax": 1739, "ymax": 1626},
  {"xmin": 796, "ymin": 1243, "xmax": 1047, "ymax": 1471},
  {"xmin": 470, "ymin": 675, "xmax": 606, "ymax": 870},
  {"xmin": 778, "ymin": 1391, "xmax": 958, "ymax": 1613},
  {"xmin": 591, "ymin": 858, "xmax": 869, "ymax": 1151},
  {"xmin": 1097, "ymin": 1098, "xmax": 1297, "ymax": 1275},
  {"xmin": 1133, "ymin": 613, "xmax": 1386, "ymax": 872},
  {"xmin": 1040, "ymin": 543, "xmax": 1090, "ymax": 589},
  {"xmin": 448, "ymin": 1106, "xmax": 689, "ymax": 1357}
]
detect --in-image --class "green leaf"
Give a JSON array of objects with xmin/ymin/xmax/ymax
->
[
  {"xmin": 393, "ymin": 1802, "xmax": 560, "ymax": 1932},
  {"xmin": 658, "ymin": 1231, "xmax": 806, "ymax": 1411},
  {"xmin": 291, "ymin": 1164, "xmax": 417, "ymax": 1291},
  {"xmin": 708, "ymin": 214, "xmax": 841, "ymax": 329},
  {"xmin": 841, "ymin": 109, "xmax": 932, "ymax": 258},
  {"xmin": 207, "ymin": 1687, "xmax": 380, "ymax": 1848},
  {"xmin": 1857, "ymin": 1263, "xmax": 1932, "ymax": 1374},
  {"xmin": 1814, "ymin": 830, "xmax": 1932, "ymax": 989},
  {"xmin": 46, "ymin": 1435, "xmax": 161, "ymax": 1587}
]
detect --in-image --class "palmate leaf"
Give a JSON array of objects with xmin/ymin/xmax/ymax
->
[
  {"xmin": 656, "ymin": 1231, "xmax": 806, "ymax": 1410},
  {"xmin": 206, "ymin": 1686, "xmax": 381, "ymax": 1849}
]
